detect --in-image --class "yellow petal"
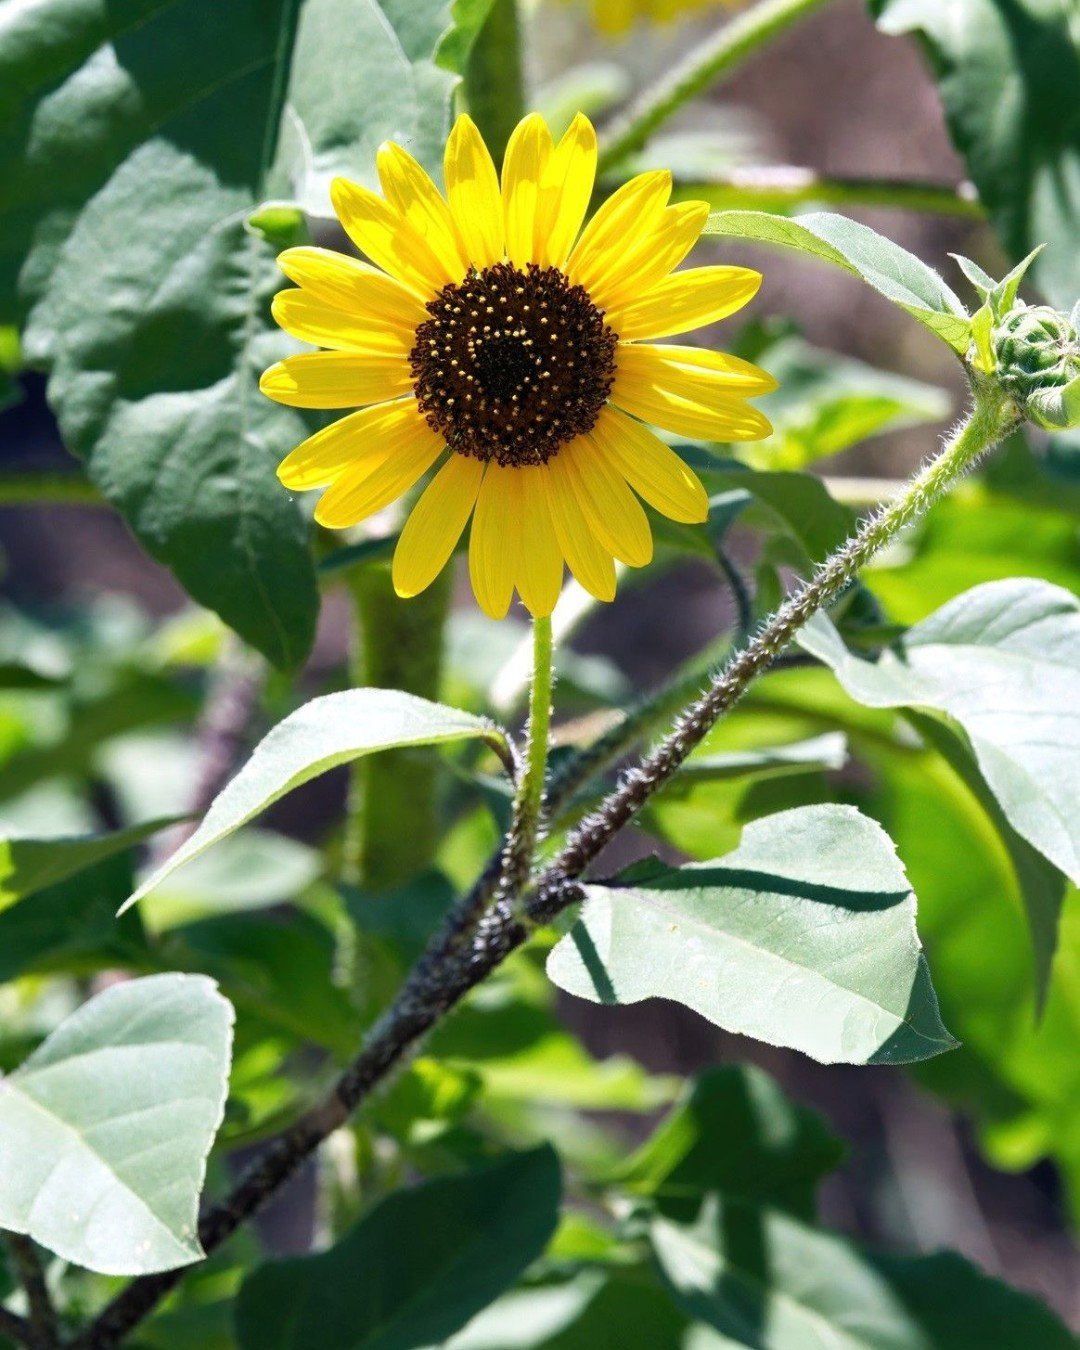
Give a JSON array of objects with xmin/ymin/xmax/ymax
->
[
  {"xmin": 534, "ymin": 113, "xmax": 598, "ymax": 268},
  {"xmin": 589, "ymin": 406, "xmax": 707, "ymax": 523},
  {"xmin": 278, "ymin": 398, "xmax": 421, "ymax": 490},
  {"xmin": 516, "ymin": 466, "xmax": 565, "ymax": 617},
  {"xmin": 444, "ymin": 114, "xmax": 504, "ymax": 269},
  {"xmin": 260, "ymin": 352, "xmax": 414, "ymax": 409},
  {"xmin": 502, "ymin": 113, "xmax": 554, "ymax": 267},
  {"xmin": 314, "ymin": 417, "xmax": 443, "ymax": 529},
  {"xmin": 330, "ymin": 177, "xmax": 452, "ymax": 298},
  {"xmin": 593, "ymin": 201, "xmax": 708, "ymax": 315},
  {"xmin": 377, "ymin": 141, "xmax": 470, "ymax": 281},
  {"xmin": 276, "ymin": 247, "xmax": 428, "ymax": 330},
  {"xmin": 543, "ymin": 454, "xmax": 617, "ymax": 602},
  {"xmin": 469, "ymin": 464, "xmax": 523, "ymax": 619},
  {"xmin": 611, "ymin": 371, "xmax": 773, "ymax": 442},
  {"xmin": 566, "ymin": 170, "xmax": 671, "ymax": 296},
  {"xmin": 615, "ymin": 266, "xmax": 762, "ymax": 341},
  {"xmin": 393, "ymin": 453, "xmax": 484, "ymax": 598},
  {"xmin": 563, "ymin": 437, "xmax": 652, "ymax": 567},
  {"xmin": 271, "ymin": 290, "xmax": 412, "ymax": 354},
  {"xmin": 617, "ymin": 342, "xmax": 778, "ymax": 397}
]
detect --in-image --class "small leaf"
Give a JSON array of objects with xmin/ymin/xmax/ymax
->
[
  {"xmin": 124, "ymin": 691, "xmax": 507, "ymax": 912},
  {"xmin": 703, "ymin": 210, "xmax": 971, "ymax": 352},
  {"xmin": 799, "ymin": 578, "xmax": 1080, "ymax": 983},
  {"xmin": 606, "ymin": 1066, "xmax": 843, "ymax": 1220},
  {"xmin": 0, "ymin": 974, "xmax": 233, "ymax": 1275},
  {"xmin": 548, "ymin": 804, "xmax": 955, "ymax": 1066},
  {"xmin": 653, "ymin": 1198, "xmax": 1076, "ymax": 1349},
  {"xmin": 236, "ymin": 1147, "xmax": 561, "ymax": 1350}
]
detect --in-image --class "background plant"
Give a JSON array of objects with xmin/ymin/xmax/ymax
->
[{"xmin": 0, "ymin": 0, "xmax": 1078, "ymax": 1346}]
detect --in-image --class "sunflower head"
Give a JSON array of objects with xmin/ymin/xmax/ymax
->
[{"xmin": 261, "ymin": 111, "xmax": 774, "ymax": 619}]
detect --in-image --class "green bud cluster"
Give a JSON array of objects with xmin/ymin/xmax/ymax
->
[{"xmin": 992, "ymin": 303, "xmax": 1078, "ymax": 400}]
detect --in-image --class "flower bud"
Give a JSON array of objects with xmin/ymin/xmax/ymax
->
[{"xmin": 991, "ymin": 303, "xmax": 1080, "ymax": 430}]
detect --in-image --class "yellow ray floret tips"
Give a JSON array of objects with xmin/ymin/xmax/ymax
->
[{"xmin": 261, "ymin": 111, "xmax": 774, "ymax": 620}]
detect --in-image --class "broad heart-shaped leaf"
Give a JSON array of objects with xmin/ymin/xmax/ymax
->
[
  {"xmin": 0, "ymin": 973, "xmax": 232, "ymax": 1275},
  {"xmin": 870, "ymin": 0, "xmax": 1080, "ymax": 311},
  {"xmin": 799, "ymin": 578, "xmax": 1080, "ymax": 983},
  {"xmin": 3, "ymin": 0, "xmax": 466, "ymax": 668},
  {"xmin": 0, "ymin": 816, "xmax": 175, "ymax": 910},
  {"xmin": 654, "ymin": 1198, "xmax": 1075, "ymax": 1349},
  {"xmin": 235, "ymin": 1146, "xmax": 561, "ymax": 1350},
  {"xmin": 123, "ymin": 690, "xmax": 508, "ymax": 912},
  {"xmin": 605, "ymin": 1066, "xmax": 843, "ymax": 1221},
  {"xmin": 703, "ymin": 211, "xmax": 972, "ymax": 353},
  {"xmin": 547, "ymin": 804, "xmax": 955, "ymax": 1066}
]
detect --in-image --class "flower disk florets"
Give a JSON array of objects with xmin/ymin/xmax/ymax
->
[{"xmin": 410, "ymin": 262, "xmax": 618, "ymax": 468}]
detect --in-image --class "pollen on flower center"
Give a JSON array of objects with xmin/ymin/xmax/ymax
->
[{"xmin": 409, "ymin": 262, "xmax": 618, "ymax": 467}]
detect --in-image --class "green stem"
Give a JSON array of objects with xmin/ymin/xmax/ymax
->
[
  {"xmin": 597, "ymin": 0, "xmax": 835, "ymax": 174},
  {"xmin": 500, "ymin": 614, "xmax": 554, "ymax": 903},
  {"xmin": 543, "ymin": 386, "xmax": 1020, "ymax": 885},
  {"xmin": 464, "ymin": 0, "xmax": 525, "ymax": 163},
  {"xmin": 345, "ymin": 567, "xmax": 452, "ymax": 889},
  {"xmin": 671, "ymin": 170, "xmax": 982, "ymax": 219},
  {"xmin": 0, "ymin": 472, "xmax": 103, "ymax": 506}
]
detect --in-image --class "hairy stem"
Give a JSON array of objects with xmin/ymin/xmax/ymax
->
[
  {"xmin": 70, "ymin": 388, "xmax": 1017, "ymax": 1348},
  {"xmin": 499, "ymin": 614, "xmax": 554, "ymax": 905},
  {"xmin": 0, "ymin": 472, "xmax": 102, "ymax": 507},
  {"xmin": 0, "ymin": 1307, "xmax": 35, "ymax": 1349},
  {"xmin": 536, "ymin": 389, "xmax": 1019, "ymax": 890},
  {"xmin": 597, "ymin": 0, "xmax": 835, "ymax": 174}
]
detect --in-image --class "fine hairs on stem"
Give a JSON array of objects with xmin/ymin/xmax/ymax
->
[{"xmin": 67, "ymin": 387, "xmax": 1018, "ymax": 1350}]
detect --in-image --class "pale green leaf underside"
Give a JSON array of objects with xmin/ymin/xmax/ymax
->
[
  {"xmin": 123, "ymin": 690, "xmax": 507, "ymax": 911},
  {"xmin": 703, "ymin": 210, "xmax": 972, "ymax": 352},
  {"xmin": 548, "ymin": 804, "xmax": 954, "ymax": 1065},
  {"xmin": 799, "ymin": 578, "xmax": 1080, "ymax": 982},
  {"xmin": 0, "ymin": 974, "xmax": 233, "ymax": 1275}
]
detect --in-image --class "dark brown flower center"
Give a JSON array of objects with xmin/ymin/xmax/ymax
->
[{"xmin": 409, "ymin": 262, "xmax": 618, "ymax": 467}]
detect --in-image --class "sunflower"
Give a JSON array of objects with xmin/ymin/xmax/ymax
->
[{"xmin": 261, "ymin": 111, "xmax": 774, "ymax": 619}]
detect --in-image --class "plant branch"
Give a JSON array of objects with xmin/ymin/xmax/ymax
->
[
  {"xmin": 670, "ymin": 168, "xmax": 982, "ymax": 219},
  {"xmin": 499, "ymin": 615, "xmax": 554, "ymax": 905},
  {"xmin": 3, "ymin": 1236, "xmax": 58, "ymax": 1350},
  {"xmin": 0, "ymin": 1306, "xmax": 35, "ymax": 1349},
  {"xmin": 70, "ymin": 387, "xmax": 1018, "ymax": 1349},
  {"xmin": 597, "ymin": 0, "xmax": 836, "ymax": 174}
]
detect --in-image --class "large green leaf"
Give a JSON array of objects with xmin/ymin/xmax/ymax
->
[
  {"xmin": 869, "ymin": 0, "xmax": 1080, "ymax": 310},
  {"xmin": 0, "ymin": 973, "xmax": 232, "ymax": 1274},
  {"xmin": 799, "ymin": 578, "xmax": 1080, "ymax": 980},
  {"xmin": 606, "ymin": 1066, "xmax": 843, "ymax": 1221},
  {"xmin": 703, "ymin": 211, "xmax": 972, "ymax": 353},
  {"xmin": 123, "ymin": 690, "xmax": 507, "ymax": 911},
  {"xmin": 653, "ymin": 1198, "xmax": 1075, "ymax": 1348},
  {"xmin": 2, "ymin": 0, "xmax": 470, "ymax": 667},
  {"xmin": 547, "ymin": 805, "xmax": 955, "ymax": 1066},
  {"xmin": 236, "ymin": 1147, "xmax": 561, "ymax": 1350}
]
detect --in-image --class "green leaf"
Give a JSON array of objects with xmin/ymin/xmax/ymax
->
[
  {"xmin": 0, "ymin": 816, "xmax": 174, "ymax": 911},
  {"xmin": 703, "ymin": 211, "xmax": 972, "ymax": 352},
  {"xmin": 606, "ymin": 1066, "xmax": 843, "ymax": 1221},
  {"xmin": 799, "ymin": 578, "xmax": 1080, "ymax": 980},
  {"xmin": 870, "ymin": 0, "xmax": 1080, "ymax": 310},
  {"xmin": 5, "ymin": 0, "xmax": 323, "ymax": 667},
  {"xmin": 236, "ymin": 1147, "xmax": 561, "ymax": 1350},
  {"xmin": 653, "ymin": 1198, "xmax": 1076, "ymax": 1348},
  {"xmin": 123, "ymin": 690, "xmax": 507, "ymax": 912},
  {"xmin": 0, "ymin": 853, "xmax": 148, "ymax": 986},
  {"xmin": 547, "ymin": 804, "xmax": 955, "ymax": 1065},
  {"xmin": 0, "ymin": 973, "xmax": 233, "ymax": 1274},
  {"xmin": 745, "ymin": 336, "xmax": 952, "ymax": 470}
]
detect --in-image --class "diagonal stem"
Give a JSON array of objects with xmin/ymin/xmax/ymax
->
[
  {"xmin": 4, "ymin": 1236, "xmax": 58, "ymax": 1350},
  {"xmin": 69, "ymin": 388, "xmax": 1017, "ymax": 1349}
]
